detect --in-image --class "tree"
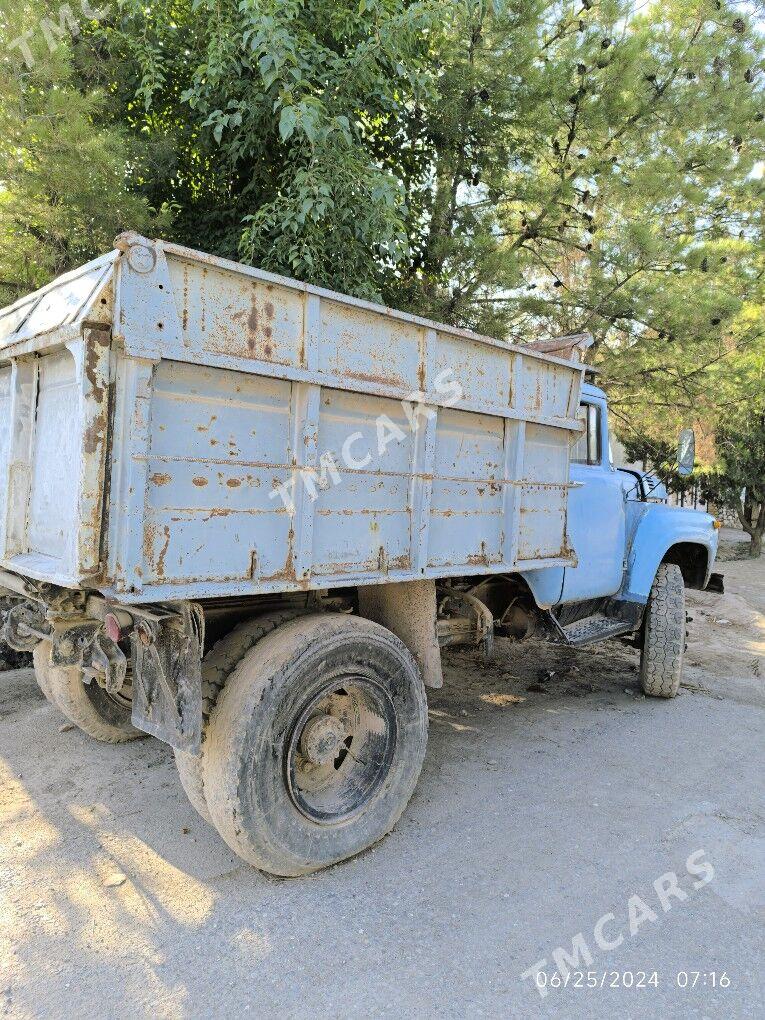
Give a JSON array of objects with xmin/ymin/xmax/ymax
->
[
  {"xmin": 375, "ymin": 2, "xmax": 765, "ymax": 356},
  {"xmin": 1, "ymin": 2, "xmax": 763, "ymax": 525},
  {"xmin": 81, "ymin": 0, "xmax": 438, "ymax": 301},
  {"xmin": 0, "ymin": 2, "xmax": 162, "ymax": 304},
  {"xmin": 702, "ymin": 408, "xmax": 765, "ymax": 556},
  {"xmin": 5, "ymin": 1, "xmax": 763, "ymax": 330}
]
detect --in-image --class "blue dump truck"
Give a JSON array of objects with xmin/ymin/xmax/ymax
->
[{"xmin": 0, "ymin": 234, "xmax": 719, "ymax": 875}]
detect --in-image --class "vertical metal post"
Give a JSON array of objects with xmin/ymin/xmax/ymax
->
[
  {"xmin": 502, "ymin": 417, "xmax": 526, "ymax": 568},
  {"xmin": 289, "ymin": 382, "xmax": 321, "ymax": 581},
  {"xmin": 110, "ymin": 356, "xmax": 157, "ymax": 594}
]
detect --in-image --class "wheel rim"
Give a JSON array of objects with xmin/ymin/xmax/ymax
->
[
  {"xmin": 88, "ymin": 671, "xmax": 133, "ymax": 712},
  {"xmin": 285, "ymin": 675, "xmax": 398, "ymax": 825},
  {"xmin": 105, "ymin": 676, "xmax": 133, "ymax": 712}
]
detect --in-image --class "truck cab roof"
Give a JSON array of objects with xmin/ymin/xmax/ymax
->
[{"xmin": 581, "ymin": 380, "xmax": 607, "ymax": 402}]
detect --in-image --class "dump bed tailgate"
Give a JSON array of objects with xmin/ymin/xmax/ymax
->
[{"xmin": 0, "ymin": 256, "xmax": 114, "ymax": 586}]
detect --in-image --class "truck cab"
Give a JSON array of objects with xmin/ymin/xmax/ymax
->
[{"xmin": 554, "ymin": 381, "xmax": 718, "ymax": 623}]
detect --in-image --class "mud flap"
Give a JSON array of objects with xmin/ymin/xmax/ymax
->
[
  {"xmin": 130, "ymin": 603, "xmax": 205, "ymax": 753},
  {"xmin": 705, "ymin": 572, "xmax": 725, "ymax": 594}
]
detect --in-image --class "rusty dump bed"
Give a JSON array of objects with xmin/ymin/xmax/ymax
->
[{"xmin": 0, "ymin": 234, "xmax": 584, "ymax": 604}]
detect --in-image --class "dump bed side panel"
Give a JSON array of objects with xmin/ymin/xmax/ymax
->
[{"xmin": 109, "ymin": 355, "xmax": 580, "ymax": 600}]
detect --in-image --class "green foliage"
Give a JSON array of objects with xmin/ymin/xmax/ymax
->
[
  {"xmin": 86, "ymin": 0, "xmax": 437, "ymax": 299},
  {"xmin": 0, "ymin": 0, "xmax": 763, "ymax": 514},
  {"xmin": 0, "ymin": 2, "xmax": 162, "ymax": 304},
  {"xmin": 701, "ymin": 404, "xmax": 765, "ymax": 556},
  {"xmin": 408, "ymin": 2, "xmax": 765, "ymax": 355}
]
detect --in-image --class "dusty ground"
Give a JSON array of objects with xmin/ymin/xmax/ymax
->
[{"xmin": 1, "ymin": 553, "xmax": 763, "ymax": 1019}]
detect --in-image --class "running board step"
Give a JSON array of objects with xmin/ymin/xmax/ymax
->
[{"xmin": 558, "ymin": 614, "xmax": 634, "ymax": 646}]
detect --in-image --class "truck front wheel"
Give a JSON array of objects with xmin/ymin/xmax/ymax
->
[
  {"xmin": 203, "ymin": 613, "xmax": 428, "ymax": 876},
  {"xmin": 640, "ymin": 563, "xmax": 685, "ymax": 699},
  {"xmin": 36, "ymin": 640, "xmax": 141, "ymax": 742}
]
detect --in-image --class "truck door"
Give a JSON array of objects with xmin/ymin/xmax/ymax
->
[{"xmin": 560, "ymin": 397, "xmax": 626, "ymax": 603}]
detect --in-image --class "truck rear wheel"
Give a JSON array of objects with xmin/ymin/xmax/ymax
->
[
  {"xmin": 203, "ymin": 613, "xmax": 428, "ymax": 876},
  {"xmin": 173, "ymin": 607, "xmax": 310, "ymax": 823},
  {"xmin": 32, "ymin": 641, "xmax": 57, "ymax": 704},
  {"xmin": 37, "ymin": 640, "xmax": 141, "ymax": 742},
  {"xmin": 640, "ymin": 563, "xmax": 685, "ymax": 699}
]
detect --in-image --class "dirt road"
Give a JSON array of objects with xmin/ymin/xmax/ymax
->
[{"xmin": 1, "ymin": 555, "xmax": 763, "ymax": 1019}]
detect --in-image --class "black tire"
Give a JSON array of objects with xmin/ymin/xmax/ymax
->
[
  {"xmin": 32, "ymin": 641, "xmax": 58, "ymax": 705},
  {"xmin": 39, "ymin": 640, "xmax": 141, "ymax": 743},
  {"xmin": 203, "ymin": 613, "xmax": 428, "ymax": 876},
  {"xmin": 640, "ymin": 563, "xmax": 685, "ymax": 698},
  {"xmin": 174, "ymin": 607, "xmax": 310, "ymax": 823}
]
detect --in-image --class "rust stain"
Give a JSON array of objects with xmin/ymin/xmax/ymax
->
[
  {"xmin": 156, "ymin": 525, "xmax": 171, "ymax": 578},
  {"xmin": 150, "ymin": 472, "xmax": 171, "ymax": 486},
  {"xmin": 82, "ymin": 421, "xmax": 104, "ymax": 455},
  {"xmin": 142, "ymin": 525, "xmax": 154, "ymax": 569},
  {"xmin": 466, "ymin": 542, "xmax": 490, "ymax": 567},
  {"xmin": 192, "ymin": 476, "xmax": 209, "ymax": 487},
  {"xmin": 182, "ymin": 268, "xmax": 189, "ymax": 332},
  {"xmin": 83, "ymin": 328, "xmax": 108, "ymax": 404},
  {"xmin": 247, "ymin": 299, "xmax": 258, "ymax": 351},
  {"xmin": 417, "ymin": 358, "xmax": 426, "ymax": 392},
  {"xmin": 226, "ymin": 478, "xmax": 241, "ymax": 488},
  {"xmin": 265, "ymin": 301, "xmax": 274, "ymax": 318},
  {"xmin": 344, "ymin": 369, "xmax": 401, "ymax": 388},
  {"xmin": 262, "ymin": 525, "xmax": 297, "ymax": 583}
]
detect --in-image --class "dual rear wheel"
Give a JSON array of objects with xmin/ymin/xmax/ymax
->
[
  {"xmin": 32, "ymin": 614, "xmax": 429, "ymax": 876},
  {"xmin": 181, "ymin": 613, "xmax": 428, "ymax": 876},
  {"xmin": 32, "ymin": 640, "xmax": 139, "ymax": 742}
]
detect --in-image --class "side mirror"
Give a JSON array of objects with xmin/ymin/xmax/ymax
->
[{"xmin": 677, "ymin": 428, "xmax": 695, "ymax": 476}]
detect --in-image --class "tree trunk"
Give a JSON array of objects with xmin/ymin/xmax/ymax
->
[{"xmin": 749, "ymin": 529, "xmax": 763, "ymax": 558}]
